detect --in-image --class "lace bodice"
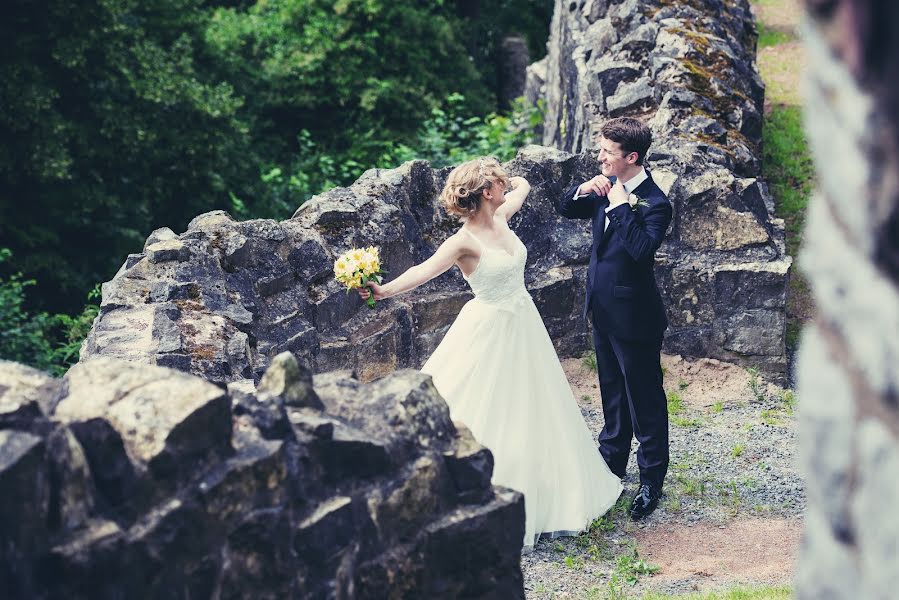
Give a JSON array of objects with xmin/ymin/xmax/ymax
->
[{"xmin": 462, "ymin": 226, "xmax": 529, "ymax": 306}]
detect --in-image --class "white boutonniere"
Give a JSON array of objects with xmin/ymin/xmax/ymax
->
[{"xmin": 627, "ymin": 193, "xmax": 650, "ymax": 211}]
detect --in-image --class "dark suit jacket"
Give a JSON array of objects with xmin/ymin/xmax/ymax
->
[{"xmin": 558, "ymin": 174, "xmax": 672, "ymax": 341}]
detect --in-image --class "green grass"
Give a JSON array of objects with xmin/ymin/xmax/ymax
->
[
  {"xmin": 756, "ymin": 15, "xmax": 818, "ymax": 348},
  {"xmin": 731, "ymin": 443, "xmax": 745, "ymax": 458},
  {"xmin": 673, "ymin": 473, "xmax": 707, "ymax": 497},
  {"xmin": 667, "ymin": 390, "xmax": 704, "ymax": 426},
  {"xmin": 762, "ymin": 105, "xmax": 815, "ymax": 265},
  {"xmin": 564, "ymin": 554, "xmax": 584, "ymax": 570},
  {"xmin": 672, "ymin": 415, "xmax": 705, "ymax": 428},
  {"xmin": 588, "ymin": 513, "xmax": 617, "ymax": 534},
  {"xmin": 760, "ymin": 71, "xmax": 816, "ymax": 358},
  {"xmin": 615, "ymin": 548, "xmax": 660, "ymax": 584},
  {"xmin": 582, "ymin": 351, "xmax": 598, "ymax": 373},
  {"xmin": 757, "ymin": 22, "xmax": 793, "ymax": 49},
  {"xmin": 785, "ymin": 319, "xmax": 803, "ymax": 349},
  {"xmin": 711, "ymin": 401, "xmax": 724, "ymax": 413},
  {"xmin": 667, "ymin": 390, "xmax": 684, "ymax": 415},
  {"xmin": 640, "ymin": 585, "xmax": 792, "ymax": 599},
  {"xmin": 760, "ymin": 409, "xmax": 784, "ymax": 426},
  {"xmin": 779, "ymin": 389, "xmax": 796, "ymax": 413}
]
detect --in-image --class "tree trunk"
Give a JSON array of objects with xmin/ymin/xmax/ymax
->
[{"xmin": 797, "ymin": 1, "xmax": 899, "ymax": 597}]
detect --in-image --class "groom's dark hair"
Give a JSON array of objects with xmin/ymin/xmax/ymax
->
[{"xmin": 600, "ymin": 118, "xmax": 652, "ymax": 166}]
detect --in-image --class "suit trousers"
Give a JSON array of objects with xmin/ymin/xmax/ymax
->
[{"xmin": 590, "ymin": 306, "xmax": 669, "ymax": 491}]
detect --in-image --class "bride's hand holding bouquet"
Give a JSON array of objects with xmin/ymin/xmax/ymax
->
[
  {"xmin": 357, "ymin": 279, "xmax": 385, "ymax": 305},
  {"xmin": 333, "ymin": 246, "xmax": 386, "ymax": 309}
]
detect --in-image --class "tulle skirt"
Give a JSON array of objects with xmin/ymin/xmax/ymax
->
[{"xmin": 422, "ymin": 294, "xmax": 623, "ymax": 550}]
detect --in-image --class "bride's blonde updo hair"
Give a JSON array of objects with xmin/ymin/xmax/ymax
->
[{"xmin": 440, "ymin": 157, "xmax": 510, "ymax": 219}]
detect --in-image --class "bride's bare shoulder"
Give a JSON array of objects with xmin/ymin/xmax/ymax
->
[{"xmin": 445, "ymin": 228, "xmax": 480, "ymax": 258}]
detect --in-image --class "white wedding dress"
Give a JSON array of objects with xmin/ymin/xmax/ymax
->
[{"xmin": 421, "ymin": 224, "xmax": 623, "ymax": 551}]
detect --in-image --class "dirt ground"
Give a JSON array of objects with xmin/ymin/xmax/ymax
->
[
  {"xmin": 562, "ymin": 354, "xmax": 776, "ymax": 411},
  {"xmin": 753, "ymin": 0, "xmax": 805, "ymax": 111},
  {"xmin": 552, "ymin": 355, "xmax": 800, "ymax": 597},
  {"xmin": 633, "ymin": 518, "xmax": 801, "ymax": 589}
]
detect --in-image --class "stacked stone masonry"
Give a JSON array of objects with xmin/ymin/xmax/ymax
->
[{"xmin": 0, "ymin": 356, "xmax": 525, "ymax": 598}]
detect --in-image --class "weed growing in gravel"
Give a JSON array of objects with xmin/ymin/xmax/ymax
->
[
  {"xmin": 582, "ymin": 394, "xmax": 592, "ymax": 402},
  {"xmin": 582, "ymin": 351, "xmax": 598, "ymax": 373},
  {"xmin": 673, "ymin": 473, "xmax": 707, "ymax": 497},
  {"xmin": 731, "ymin": 443, "xmax": 745, "ymax": 458},
  {"xmin": 604, "ymin": 577, "xmax": 630, "ymax": 600},
  {"xmin": 712, "ymin": 401, "xmax": 724, "ymax": 413},
  {"xmin": 760, "ymin": 409, "xmax": 783, "ymax": 426},
  {"xmin": 753, "ymin": 503, "xmax": 774, "ymax": 515},
  {"xmin": 717, "ymin": 480, "xmax": 742, "ymax": 515},
  {"xmin": 779, "ymin": 389, "xmax": 796, "ymax": 414},
  {"xmin": 671, "ymin": 454, "xmax": 707, "ymax": 472},
  {"xmin": 666, "ymin": 391, "xmax": 684, "ymax": 414},
  {"xmin": 662, "ymin": 494, "xmax": 682, "ymax": 512},
  {"xmin": 671, "ymin": 415, "xmax": 705, "ymax": 428},
  {"xmin": 590, "ymin": 513, "xmax": 617, "ymax": 534},
  {"xmin": 588, "ymin": 541, "xmax": 613, "ymax": 561},
  {"xmin": 740, "ymin": 476, "xmax": 759, "ymax": 490},
  {"xmin": 615, "ymin": 546, "xmax": 660, "ymax": 585},
  {"xmin": 678, "ymin": 380, "xmax": 689, "ymax": 390},
  {"xmin": 747, "ymin": 367, "xmax": 766, "ymax": 403}
]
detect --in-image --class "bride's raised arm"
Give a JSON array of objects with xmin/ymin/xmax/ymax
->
[
  {"xmin": 496, "ymin": 176, "xmax": 530, "ymax": 222},
  {"xmin": 358, "ymin": 234, "xmax": 474, "ymax": 302}
]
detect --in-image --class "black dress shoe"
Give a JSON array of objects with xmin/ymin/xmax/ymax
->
[{"xmin": 629, "ymin": 483, "xmax": 661, "ymax": 520}]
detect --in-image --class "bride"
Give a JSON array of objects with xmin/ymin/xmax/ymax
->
[{"xmin": 358, "ymin": 156, "xmax": 622, "ymax": 550}]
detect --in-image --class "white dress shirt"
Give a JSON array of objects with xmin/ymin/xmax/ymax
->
[{"xmin": 575, "ymin": 167, "xmax": 648, "ymax": 232}]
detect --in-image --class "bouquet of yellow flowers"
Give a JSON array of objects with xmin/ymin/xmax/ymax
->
[{"xmin": 333, "ymin": 246, "xmax": 386, "ymax": 309}]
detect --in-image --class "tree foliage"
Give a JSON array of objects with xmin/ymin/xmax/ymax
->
[
  {"xmin": 1, "ymin": 0, "xmax": 254, "ymax": 313},
  {"xmin": 1, "ymin": 0, "xmax": 550, "ymax": 322},
  {"xmin": 0, "ymin": 249, "xmax": 99, "ymax": 375}
]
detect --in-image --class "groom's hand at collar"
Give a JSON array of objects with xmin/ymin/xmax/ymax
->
[
  {"xmin": 607, "ymin": 179, "xmax": 629, "ymax": 209},
  {"xmin": 576, "ymin": 175, "xmax": 612, "ymax": 198}
]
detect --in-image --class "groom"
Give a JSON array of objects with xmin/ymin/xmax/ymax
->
[{"xmin": 557, "ymin": 117, "xmax": 672, "ymax": 520}]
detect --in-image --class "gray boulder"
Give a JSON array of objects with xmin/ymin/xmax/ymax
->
[{"xmin": 0, "ymin": 357, "xmax": 524, "ymax": 598}]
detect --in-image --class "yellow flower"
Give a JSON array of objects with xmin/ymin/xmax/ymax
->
[{"xmin": 333, "ymin": 246, "xmax": 383, "ymax": 296}]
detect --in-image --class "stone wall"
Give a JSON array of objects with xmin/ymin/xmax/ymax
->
[
  {"xmin": 82, "ymin": 147, "xmax": 605, "ymax": 385},
  {"xmin": 83, "ymin": 143, "xmax": 790, "ymax": 389},
  {"xmin": 795, "ymin": 1, "xmax": 899, "ymax": 598},
  {"xmin": 0, "ymin": 355, "xmax": 524, "ymax": 598},
  {"xmin": 530, "ymin": 0, "xmax": 792, "ymax": 375}
]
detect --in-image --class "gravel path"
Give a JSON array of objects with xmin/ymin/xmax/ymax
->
[{"xmin": 521, "ymin": 355, "xmax": 803, "ymax": 599}]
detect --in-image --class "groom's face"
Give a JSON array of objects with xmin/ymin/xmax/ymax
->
[{"xmin": 598, "ymin": 137, "xmax": 634, "ymax": 178}]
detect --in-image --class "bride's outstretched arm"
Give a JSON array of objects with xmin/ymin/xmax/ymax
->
[
  {"xmin": 496, "ymin": 176, "xmax": 530, "ymax": 222},
  {"xmin": 358, "ymin": 235, "xmax": 467, "ymax": 301}
]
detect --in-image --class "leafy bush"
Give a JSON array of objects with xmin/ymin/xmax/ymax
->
[
  {"xmin": 0, "ymin": 249, "xmax": 100, "ymax": 375},
  {"xmin": 382, "ymin": 94, "xmax": 544, "ymax": 168},
  {"xmin": 0, "ymin": 249, "xmax": 56, "ymax": 371},
  {"xmin": 254, "ymin": 93, "xmax": 544, "ymax": 210}
]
